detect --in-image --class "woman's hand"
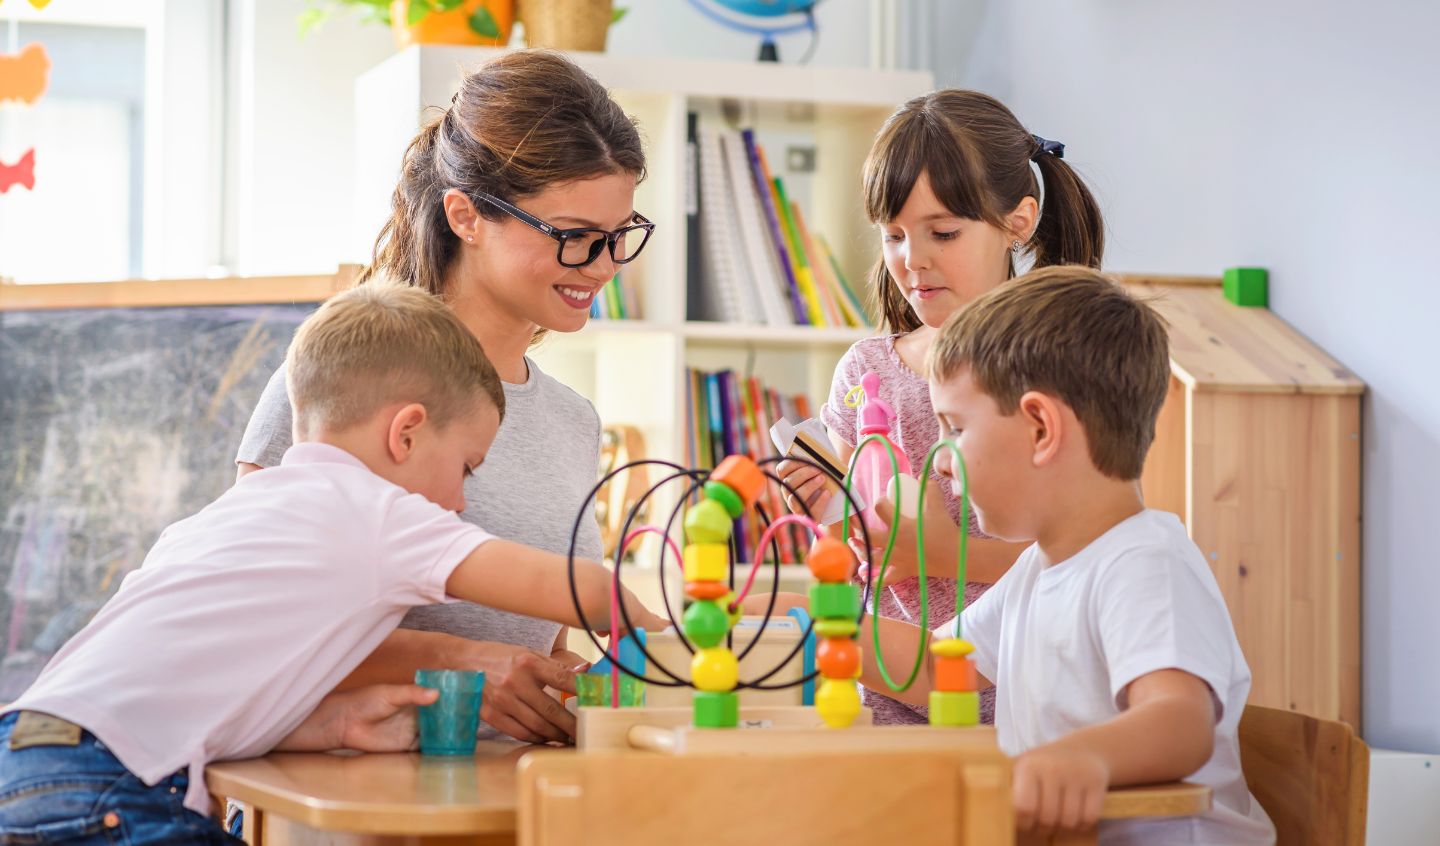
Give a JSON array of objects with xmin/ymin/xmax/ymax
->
[{"xmin": 461, "ymin": 641, "xmax": 585, "ymax": 745}]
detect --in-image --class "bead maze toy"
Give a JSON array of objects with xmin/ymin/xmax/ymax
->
[{"xmin": 566, "ymin": 372, "xmax": 983, "ymax": 751}]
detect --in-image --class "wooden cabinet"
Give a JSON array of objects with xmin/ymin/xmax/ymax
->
[{"xmin": 1127, "ymin": 276, "xmax": 1364, "ymax": 728}]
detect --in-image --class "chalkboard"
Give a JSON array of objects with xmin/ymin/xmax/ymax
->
[{"xmin": 0, "ymin": 303, "xmax": 314, "ymax": 699}]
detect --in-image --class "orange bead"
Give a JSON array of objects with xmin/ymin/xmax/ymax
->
[
  {"xmin": 685, "ymin": 580, "xmax": 729, "ymax": 601},
  {"xmin": 710, "ymin": 455, "xmax": 765, "ymax": 510},
  {"xmin": 806, "ymin": 537, "xmax": 854, "ymax": 583},
  {"xmin": 816, "ymin": 636, "xmax": 860, "ymax": 679},
  {"xmin": 934, "ymin": 655, "xmax": 977, "ymax": 692}
]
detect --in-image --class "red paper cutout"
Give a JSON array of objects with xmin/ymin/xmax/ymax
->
[{"xmin": 0, "ymin": 149, "xmax": 37, "ymax": 193}]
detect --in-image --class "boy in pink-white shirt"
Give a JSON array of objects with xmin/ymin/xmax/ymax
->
[{"xmin": 0, "ymin": 285, "xmax": 663, "ymax": 844}]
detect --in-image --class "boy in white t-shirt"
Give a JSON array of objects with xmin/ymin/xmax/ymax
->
[
  {"xmin": 0, "ymin": 284, "xmax": 665, "ymax": 844},
  {"xmin": 866, "ymin": 267, "xmax": 1275, "ymax": 844}
]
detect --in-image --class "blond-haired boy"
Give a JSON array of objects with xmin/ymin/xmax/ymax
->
[{"xmin": 0, "ymin": 284, "xmax": 663, "ymax": 843}]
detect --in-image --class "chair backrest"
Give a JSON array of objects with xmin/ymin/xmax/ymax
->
[
  {"xmin": 1239, "ymin": 704, "xmax": 1369, "ymax": 846},
  {"xmin": 518, "ymin": 746, "xmax": 1014, "ymax": 846}
]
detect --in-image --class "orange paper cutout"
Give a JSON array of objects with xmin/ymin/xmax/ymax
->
[
  {"xmin": 0, "ymin": 43, "xmax": 51, "ymax": 105},
  {"xmin": 0, "ymin": 149, "xmax": 37, "ymax": 193}
]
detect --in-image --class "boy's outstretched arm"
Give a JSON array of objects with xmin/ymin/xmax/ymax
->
[
  {"xmin": 1012, "ymin": 668, "xmax": 1216, "ymax": 835},
  {"xmin": 445, "ymin": 539, "xmax": 668, "ymax": 634}
]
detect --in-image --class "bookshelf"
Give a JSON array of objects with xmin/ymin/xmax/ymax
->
[{"xmin": 353, "ymin": 48, "xmax": 934, "ymax": 535}]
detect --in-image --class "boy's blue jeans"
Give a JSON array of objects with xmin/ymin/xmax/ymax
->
[{"xmin": 0, "ymin": 712, "xmax": 242, "ymax": 844}]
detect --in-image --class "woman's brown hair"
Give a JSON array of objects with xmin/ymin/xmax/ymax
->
[
  {"xmin": 359, "ymin": 50, "xmax": 647, "ymax": 313},
  {"xmin": 862, "ymin": 89, "xmax": 1104, "ymax": 334}
]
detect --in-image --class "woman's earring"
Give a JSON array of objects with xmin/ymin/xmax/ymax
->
[
  {"xmin": 466, "ymin": 236, "xmax": 475, "ymax": 243},
  {"xmin": 1011, "ymin": 239, "xmax": 1023, "ymax": 253}
]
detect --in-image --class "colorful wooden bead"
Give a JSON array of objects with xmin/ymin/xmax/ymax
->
[
  {"xmin": 693, "ymin": 690, "xmax": 739, "ymax": 728},
  {"xmin": 806, "ymin": 537, "xmax": 854, "ymax": 583},
  {"xmin": 934, "ymin": 655, "xmax": 977, "ymax": 692},
  {"xmin": 691, "ymin": 647, "xmax": 739, "ymax": 692},
  {"xmin": 816, "ymin": 637, "xmax": 860, "ymax": 679},
  {"xmin": 815, "ymin": 678, "xmax": 861, "ymax": 728},
  {"xmin": 928, "ymin": 690, "xmax": 980, "ymax": 727},
  {"xmin": 685, "ymin": 580, "xmax": 729, "ymax": 601},
  {"xmin": 683, "ymin": 498, "xmax": 733, "ymax": 545},
  {"xmin": 683, "ymin": 543, "xmax": 728, "ymax": 583},
  {"xmin": 710, "ymin": 455, "xmax": 765, "ymax": 510},
  {"xmin": 702, "ymin": 480, "xmax": 744, "ymax": 518},
  {"xmin": 809, "ymin": 582, "xmax": 860, "ymax": 619},
  {"xmin": 813, "ymin": 618, "xmax": 858, "ymax": 638},
  {"xmin": 722, "ymin": 593, "xmax": 742, "ymax": 627},
  {"xmin": 682, "ymin": 600, "xmax": 729, "ymax": 649},
  {"xmin": 930, "ymin": 638, "xmax": 975, "ymax": 659}
]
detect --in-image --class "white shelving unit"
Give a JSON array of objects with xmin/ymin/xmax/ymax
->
[{"xmin": 355, "ymin": 49, "xmax": 931, "ymax": 606}]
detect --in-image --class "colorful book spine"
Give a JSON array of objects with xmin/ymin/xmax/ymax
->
[
  {"xmin": 770, "ymin": 176, "xmax": 829, "ymax": 326},
  {"xmin": 742, "ymin": 130, "xmax": 810, "ymax": 325}
]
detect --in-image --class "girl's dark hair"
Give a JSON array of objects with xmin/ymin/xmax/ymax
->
[
  {"xmin": 359, "ymin": 50, "xmax": 647, "ymax": 316},
  {"xmin": 861, "ymin": 89, "xmax": 1104, "ymax": 334}
]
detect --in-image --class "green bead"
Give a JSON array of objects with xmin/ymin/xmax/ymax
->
[
  {"xmin": 682, "ymin": 600, "xmax": 729, "ymax": 649},
  {"xmin": 929, "ymin": 690, "xmax": 980, "ymax": 727},
  {"xmin": 693, "ymin": 690, "xmax": 739, "ymax": 728},
  {"xmin": 813, "ymin": 618, "xmax": 858, "ymax": 638},
  {"xmin": 809, "ymin": 582, "xmax": 860, "ymax": 620},
  {"xmin": 703, "ymin": 481, "xmax": 744, "ymax": 518},
  {"xmin": 684, "ymin": 498, "xmax": 733, "ymax": 544}
]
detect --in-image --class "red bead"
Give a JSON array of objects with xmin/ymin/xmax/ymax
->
[
  {"xmin": 685, "ymin": 581, "xmax": 729, "ymax": 601},
  {"xmin": 816, "ymin": 637, "xmax": 860, "ymax": 679},
  {"xmin": 806, "ymin": 537, "xmax": 854, "ymax": 583},
  {"xmin": 934, "ymin": 656, "xmax": 977, "ymax": 692}
]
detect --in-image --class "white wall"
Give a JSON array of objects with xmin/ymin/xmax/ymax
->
[
  {"xmin": 233, "ymin": 0, "xmax": 874, "ymax": 275},
  {"xmin": 935, "ymin": 0, "xmax": 1440, "ymax": 752}
]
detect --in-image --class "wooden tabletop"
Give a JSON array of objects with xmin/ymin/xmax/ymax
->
[{"xmin": 207, "ymin": 743, "xmax": 1212, "ymax": 837}]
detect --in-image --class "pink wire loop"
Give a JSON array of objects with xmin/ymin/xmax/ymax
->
[{"xmin": 730, "ymin": 513, "xmax": 824, "ymax": 612}]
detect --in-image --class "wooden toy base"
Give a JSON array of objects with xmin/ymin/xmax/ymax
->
[{"xmin": 577, "ymin": 704, "xmax": 997, "ymax": 755}]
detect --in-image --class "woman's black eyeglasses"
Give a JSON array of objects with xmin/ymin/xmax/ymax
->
[{"xmin": 472, "ymin": 192, "xmax": 655, "ymax": 269}]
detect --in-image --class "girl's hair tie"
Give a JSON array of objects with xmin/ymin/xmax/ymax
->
[{"xmin": 1031, "ymin": 134, "xmax": 1066, "ymax": 161}]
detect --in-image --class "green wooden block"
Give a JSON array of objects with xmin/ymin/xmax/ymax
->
[
  {"xmin": 929, "ymin": 690, "xmax": 980, "ymax": 727},
  {"xmin": 703, "ymin": 480, "xmax": 745, "ymax": 518},
  {"xmin": 682, "ymin": 600, "xmax": 729, "ymax": 649},
  {"xmin": 1223, "ymin": 267, "xmax": 1268, "ymax": 307},
  {"xmin": 683, "ymin": 498, "xmax": 732, "ymax": 544},
  {"xmin": 693, "ymin": 690, "xmax": 739, "ymax": 728},
  {"xmin": 809, "ymin": 582, "xmax": 860, "ymax": 619}
]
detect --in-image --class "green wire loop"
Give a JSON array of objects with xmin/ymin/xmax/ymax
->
[
  {"xmin": 844, "ymin": 433, "xmax": 920, "ymax": 692},
  {"xmin": 918, "ymin": 439, "xmax": 970, "ymax": 639}
]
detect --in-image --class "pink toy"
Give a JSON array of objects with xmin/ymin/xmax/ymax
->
[{"xmin": 847, "ymin": 372, "xmax": 912, "ymax": 547}]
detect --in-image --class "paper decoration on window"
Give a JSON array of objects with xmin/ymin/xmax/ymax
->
[
  {"xmin": 0, "ymin": 43, "xmax": 51, "ymax": 105},
  {"xmin": 0, "ymin": 149, "xmax": 36, "ymax": 193}
]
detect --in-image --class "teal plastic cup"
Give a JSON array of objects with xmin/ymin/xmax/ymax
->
[{"xmin": 415, "ymin": 669, "xmax": 484, "ymax": 756}]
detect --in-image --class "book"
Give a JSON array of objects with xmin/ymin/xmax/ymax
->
[{"xmin": 742, "ymin": 131, "xmax": 809, "ymax": 325}]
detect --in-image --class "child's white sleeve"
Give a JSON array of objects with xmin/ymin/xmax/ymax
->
[
  {"xmin": 378, "ymin": 490, "xmax": 496, "ymax": 605},
  {"xmin": 1094, "ymin": 550, "xmax": 1235, "ymax": 717}
]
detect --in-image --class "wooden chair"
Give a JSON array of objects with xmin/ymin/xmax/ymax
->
[
  {"xmin": 1238, "ymin": 704, "xmax": 1369, "ymax": 846},
  {"xmin": 518, "ymin": 745, "xmax": 1014, "ymax": 846}
]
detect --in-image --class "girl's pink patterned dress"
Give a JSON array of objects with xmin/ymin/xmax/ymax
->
[{"xmin": 820, "ymin": 334, "xmax": 997, "ymax": 726}]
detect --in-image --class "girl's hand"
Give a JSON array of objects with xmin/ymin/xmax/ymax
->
[
  {"xmin": 278, "ymin": 684, "xmax": 439, "ymax": 753},
  {"xmin": 776, "ymin": 458, "xmax": 836, "ymax": 520}
]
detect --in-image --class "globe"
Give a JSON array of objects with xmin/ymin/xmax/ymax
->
[{"xmin": 688, "ymin": 0, "xmax": 825, "ymax": 62}]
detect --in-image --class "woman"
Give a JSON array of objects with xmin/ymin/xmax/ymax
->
[{"xmin": 235, "ymin": 50, "xmax": 652, "ymax": 744}]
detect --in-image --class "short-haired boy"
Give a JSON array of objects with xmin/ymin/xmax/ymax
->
[
  {"xmin": 896, "ymin": 266, "xmax": 1275, "ymax": 842},
  {"xmin": 0, "ymin": 284, "xmax": 664, "ymax": 843}
]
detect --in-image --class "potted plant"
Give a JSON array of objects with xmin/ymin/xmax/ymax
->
[
  {"xmin": 517, "ymin": 0, "xmax": 627, "ymax": 52},
  {"xmin": 299, "ymin": 0, "xmax": 516, "ymax": 48}
]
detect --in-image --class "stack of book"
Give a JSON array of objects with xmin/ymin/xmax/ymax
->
[
  {"xmin": 686, "ymin": 113, "xmax": 872, "ymax": 328},
  {"xmin": 685, "ymin": 367, "xmax": 816, "ymax": 564},
  {"xmin": 588, "ymin": 274, "xmax": 642, "ymax": 321}
]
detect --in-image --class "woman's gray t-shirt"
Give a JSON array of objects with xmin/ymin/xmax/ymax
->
[{"xmin": 235, "ymin": 358, "xmax": 605, "ymax": 669}]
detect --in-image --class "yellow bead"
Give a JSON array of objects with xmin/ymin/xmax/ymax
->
[
  {"xmin": 815, "ymin": 678, "xmax": 861, "ymax": 728},
  {"xmin": 691, "ymin": 647, "xmax": 739, "ymax": 692},
  {"xmin": 929, "ymin": 690, "xmax": 980, "ymax": 727},
  {"xmin": 683, "ymin": 543, "xmax": 729, "ymax": 582},
  {"xmin": 930, "ymin": 638, "xmax": 975, "ymax": 658}
]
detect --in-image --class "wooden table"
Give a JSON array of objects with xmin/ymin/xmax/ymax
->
[{"xmin": 209, "ymin": 743, "xmax": 1211, "ymax": 846}]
